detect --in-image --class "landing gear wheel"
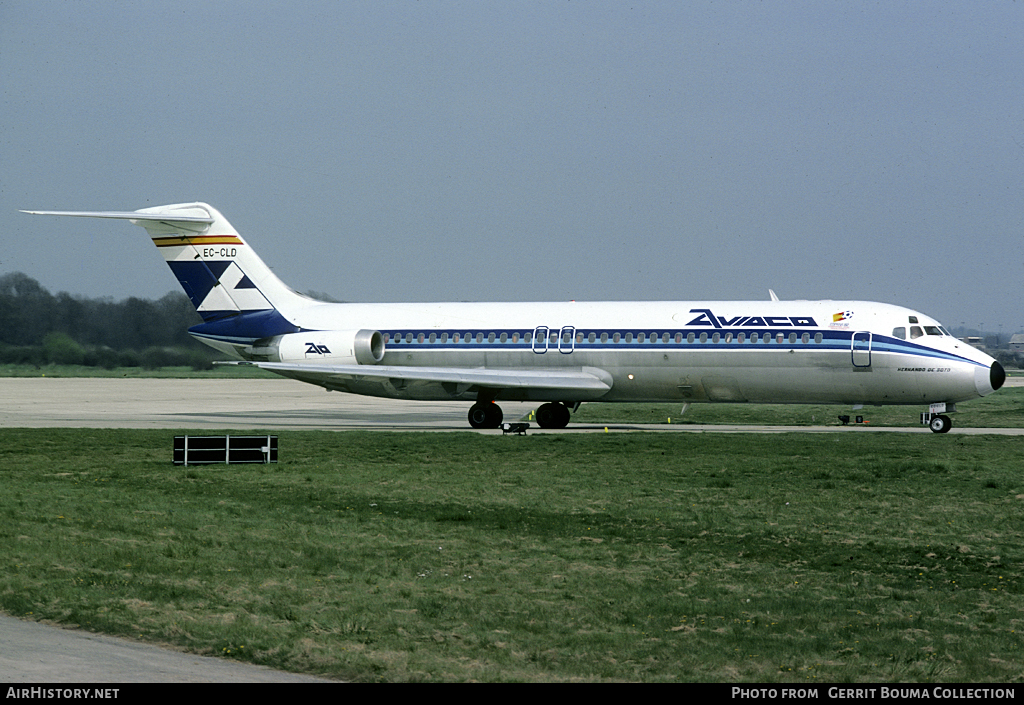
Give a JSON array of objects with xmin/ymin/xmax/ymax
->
[
  {"xmin": 468, "ymin": 402, "xmax": 503, "ymax": 429},
  {"xmin": 536, "ymin": 402, "xmax": 571, "ymax": 429},
  {"xmin": 929, "ymin": 414, "xmax": 952, "ymax": 434}
]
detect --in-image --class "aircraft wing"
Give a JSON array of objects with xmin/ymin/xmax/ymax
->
[{"xmin": 219, "ymin": 361, "xmax": 614, "ymax": 400}]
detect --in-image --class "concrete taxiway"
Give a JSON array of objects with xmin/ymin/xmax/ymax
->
[
  {"xmin": 0, "ymin": 377, "xmax": 532, "ymax": 430},
  {"xmin": 1, "ymin": 376, "xmax": 1020, "ymax": 433}
]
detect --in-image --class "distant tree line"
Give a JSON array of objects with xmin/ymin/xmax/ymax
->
[
  {"xmin": 0, "ymin": 272, "xmax": 218, "ymax": 369},
  {"xmin": 3, "ymin": 270, "xmax": 1019, "ymax": 371}
]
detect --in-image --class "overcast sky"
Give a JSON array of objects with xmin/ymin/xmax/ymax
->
[{"xmin": 3, "ymin": 1, "xmax": 1022, "ymax": 332}]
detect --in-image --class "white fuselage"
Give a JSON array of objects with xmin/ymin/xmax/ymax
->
[{"xmin": 236, "ymin": 298, "xmax": 999, "ymax": 407}]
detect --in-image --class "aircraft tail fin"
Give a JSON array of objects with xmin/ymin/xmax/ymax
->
[
  {"xmin": 22, "ymin": 203, "xmax": 315, "ymax": 356},
  {"xmin": 22, "ymin": 203, "xmax": 310, "ymax": 321}
]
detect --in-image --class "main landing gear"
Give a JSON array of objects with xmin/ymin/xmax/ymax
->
[
  {"xmin": 928, "ymin": 414, "xmax": 952, "ymax": 434},
  {"xmin": 468, "ymin": 401, "xmax": 503, "ymax": 429},
  {"xmin": 467, "ymin": 401, "xmax": 573, "ymax": 429},
  {"xmin": 535, "ymin": 401, "xmax": 571, "ymax": 429}
]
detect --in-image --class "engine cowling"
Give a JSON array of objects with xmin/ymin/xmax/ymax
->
[{"xmin": 245, "ymin": 329, "xmax": 385, "ymax": 365}]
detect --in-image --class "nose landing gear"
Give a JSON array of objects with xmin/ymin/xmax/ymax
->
[{"xmin": 921, "ymin": 404, "xmax": 955, "ymax": 434}]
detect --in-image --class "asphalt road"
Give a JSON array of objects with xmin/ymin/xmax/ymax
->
[{"xmin": 0, "ymin": 616, "xmax": 332, "ymax": 683}]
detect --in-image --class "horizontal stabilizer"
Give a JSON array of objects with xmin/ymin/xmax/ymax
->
[{"xmin": 21, "ymin": 209, "xmax": 214, "ymax": 225}]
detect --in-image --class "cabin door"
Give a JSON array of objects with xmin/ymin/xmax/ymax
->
[
  {"xmin": 851, "ymin": 331, "xmax": 872, "ymax": 368},
  {"xmin": 558, "ymin": 326, "xmax": 576, "ymax": 354},
  {"xmin": 533, "ymin": 326, "xmax": 549, "ymax": 354}
]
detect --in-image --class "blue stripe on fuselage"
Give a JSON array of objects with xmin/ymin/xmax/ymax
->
[{"xmin": 375, "ymin": 329, "xmax": 985, "ymax": 367}]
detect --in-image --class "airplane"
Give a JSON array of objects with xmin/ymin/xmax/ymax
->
[{"xmin": 23, "ymin": 202, "xmax": 1005, "ymax": 433}]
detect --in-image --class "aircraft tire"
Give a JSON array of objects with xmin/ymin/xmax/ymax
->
[
  {"xmin": 468, "ymin": 402, "xmax": 503, "ymax": 429},
  {"xmin": 929, "ymin": 414, "xmax": 952, "ymax": 434},
  {"xmin": 536, "ymin": 402, "xmax": 571, "ymax": 429}
]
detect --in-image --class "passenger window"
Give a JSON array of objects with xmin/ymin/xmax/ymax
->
[
  {"xmin": 624, "ymin": 332, "xmax": 633, "ymax": 343},
  {"xmin": 712, "ymin": 333, "xmax": 720, "ymax": 343},
  {"xmin": 601, "ymin": 332, "xmax": 609, "ymax": 343},
  {"xmin": 892, "ymin": 327, "xmax": 906, "ymax": 340},
  {"xmin": 429, "ymin": 333, "xmax": 436, "ymax": 343},
  {"xmin": 638, "ymin": 332, "xmax": 646, "ymax": 343},
  {"xmin": 814, "ymin": 333, "xmax": 823, "ymax": 344},
  {"xmin": 499, "ymin": 332, "xmax": 507, "ymax": 343},
  {"xmin": 737, "ymin": 332, "xmax": 746, "ymax": 343},
  {"xmin": 789, "ymin": 332, "xmax": 797, "ymax": 344},
  {"xmin": 405, "ymin": 333, "xmax": 413, "ymax": 343},
  {"xmin": 687, "ymin": 332, "xmax": 695, "ymax": 343},
  {"xmin": 910, "ymin": 326, "xmax": 924, "ymax": 339},
  {"xmin": 663, "ymin": 332, "xmax": 670, "ymax": 343},
  {"xmin": 588, "ymin": 332, "xmax": 596, "ymax": 343},
  {"xmin": 476, "ymin": 332, "xmax": 484, "ymax": 343},
  {"xmin": 613, "ymin": 332, "xmax": 621, "ymax": 343},
  {"xmin": 488, "ymin": 332, "xmax": 496, "ymax": 343},
  {"xmin": 801, "ymin": 332, "xmax": 809, "ymax": 343},
  {"xmin": 699, "ymin": 332, "xmax": 708, "ymax": 343}
]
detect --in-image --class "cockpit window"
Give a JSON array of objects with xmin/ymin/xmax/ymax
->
[
  {"xmin": 910, "ymin": 326, "xmax": 924, "ymax": 339},
  {"xmin": 924, "ymin": 326, "xmax": 942, "ymax": 336},
  {"xmin": 892, "ymin": 327, "xmax": 906, "ymax": 340}
]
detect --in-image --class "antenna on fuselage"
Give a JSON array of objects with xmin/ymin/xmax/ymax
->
[{"xmin": 769, "ymin": 289, "xmax": 780, "ymax": 301}]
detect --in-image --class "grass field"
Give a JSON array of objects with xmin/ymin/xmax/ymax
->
[{"xmin": 2, "ymin": 428, "xmax": 1023, "ymax": 682}]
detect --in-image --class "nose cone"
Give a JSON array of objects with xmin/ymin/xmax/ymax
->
[
  {"xmin": 991, "ymin": 360, "xmax": 1006, "ymax": 391},
  {"xmin": 976, "ymin": 360, "xmax": 1006, "ymax": 397}
]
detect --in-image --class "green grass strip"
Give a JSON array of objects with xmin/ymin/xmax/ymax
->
[{"xmin": 2, "ymin": 429, "xmax": 1023, "ymax": 681}]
